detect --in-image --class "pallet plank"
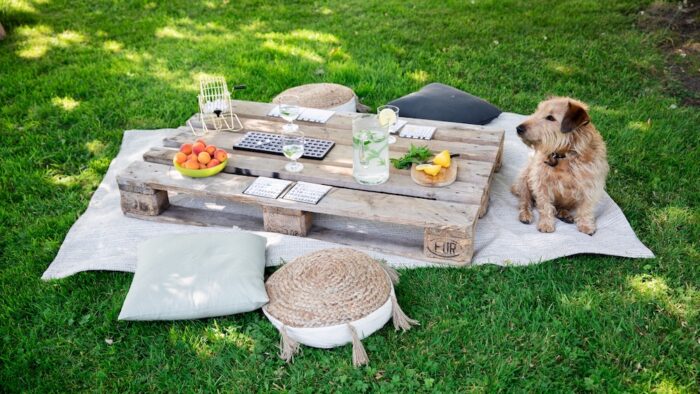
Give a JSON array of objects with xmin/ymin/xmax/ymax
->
[
  {"xmin": 164, "ymin": 129, "xmax": 495, "ymax": 182},
  {"xmin": 116, "ymin": 161, "xmax": 479, "ymax": 231},
  {"xmin": 215, "ymin": 100, "xmax": 505, "ymax": 142},
  {"xmin": 185, "ymin": 116, "xmax": 501, "ymax": 163},
  {"xmin": 123, "ymin": 203, "xmax": 467, "ymax": 265},
  {"xmin": 144, "ymin": 147, "xmax": 485, "ymax": 205}
]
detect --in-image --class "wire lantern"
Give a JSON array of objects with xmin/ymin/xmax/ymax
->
[{"xmin": 188, "ymin": 76, "xmax": 243, "ymax": 135}]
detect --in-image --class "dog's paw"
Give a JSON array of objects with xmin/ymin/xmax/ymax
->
[
  {"xmin": 577, "ymin": 222, "xmax": 596, "ymax": 236},
  {"xmin": 537, "ymin": 220, "xmax": 555, "ymax": 233},
  {"xmin": 519, "ymin": 210, "xmax": 533, "ymax": 224},
  {"xmin": 556, "ymin": 209, "xmax": 575, "ymax": 224}
]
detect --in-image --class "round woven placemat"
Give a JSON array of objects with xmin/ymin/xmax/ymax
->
[
  {"xmin": 272, "ymin": 83, "xmax": 355, "ymax": 109},
  {"xmin": 265, "ymin": 248, "xmax": 392, "ymax": 328}
]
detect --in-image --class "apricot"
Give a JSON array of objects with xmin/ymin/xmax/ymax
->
[
  {"xmin": 192, "ymin": 142, "xmax": 206, "ymax": 155},
  {"xmin": 214, "ymin": 149, "xmax": 228, "ymax": 162},
  {"xmin": 187, "ymin": 153, "xmax": 197, "ymax": 162},
  {"xmin": 195, "ymin": 138, "xmax": 207, "ymax": 146},
  {"xmin": 174, "ymin": 152, "xmax": 187, "ymax": 164},
  {"xmin": 199, "ymin": 163, "xmax": 207, "ymax": 169},
  {"xmin": 205, "ymin": 145, "xmax": 217, "ymax": 155},
  {"xmin": 197, "ymin": 151, "xmax": 211, "ymax": 164},
  {"xmin": 184, "ymin": 159, "xmax": 200, "ymax": 170},
  {"xmin": 180, "ymin": 143, "xmax": 193, "ymax": 155},
  {"xmin": 207, "ymin": 159, "xmax": 220, "ymax": 168}
]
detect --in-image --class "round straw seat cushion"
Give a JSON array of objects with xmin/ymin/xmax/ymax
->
[
  {"xmin": 263, "ymin": 248, "xmax": 418, "ymax": 366},
  {"xmin": 272, "ymin": 83, "xmax": 357, "ymax": 112}
]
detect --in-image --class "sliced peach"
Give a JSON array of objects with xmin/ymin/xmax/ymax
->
[
  {"xmin": 192, "ymin": 142, "xmax": 206, "ymax": 155},
  {"xmin": 197, "ymin": 152, "xmax": 211, "ymax": 164},
  {"xmin": 174, "ymin": 152, "xmax": 187, "ymax": 164},
  {"xmin": 214, "ymin": 149, "xmax": 228, "ymax": 162},
  {"xmin": 180, "ymin": 143, "xmax": 193, "ymax": 155}
]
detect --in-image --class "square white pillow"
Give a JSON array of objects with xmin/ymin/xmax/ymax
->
[{"xmin": 118, "ymin": 232, "xmax": 268, "ymax": 321}]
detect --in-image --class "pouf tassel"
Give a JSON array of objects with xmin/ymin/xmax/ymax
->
[
  {"xmin": 348, "ymin": 324, "xmax": 369, "ymax": 367},
  {"xmin": 391, "ymin": 292, "xmax": 419, "ymax": 332},
  {"xmin": 279, "ymin": 326, "xmax": 300, "ymax": 363},
  {"xmin": 378, "ymin": 261, "xmax": 400, "ymax": 285}
]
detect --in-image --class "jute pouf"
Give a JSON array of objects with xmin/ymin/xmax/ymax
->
[
  {"xmin": 272, "ymin": 83, "xmax": 361, "ymax": 112},
  {"xmin": 263, "ymin": 248, "xmax": 418, "ymax": 367}
]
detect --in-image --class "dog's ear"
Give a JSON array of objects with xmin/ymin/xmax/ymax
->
[{"xmin": 561, "ymin": 101, "xmax": 590, "ymax": 133}]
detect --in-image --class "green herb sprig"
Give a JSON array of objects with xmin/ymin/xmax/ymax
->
[{"xmin": 390, "ymin": 144, "xmax": 432, "ymax": 169}]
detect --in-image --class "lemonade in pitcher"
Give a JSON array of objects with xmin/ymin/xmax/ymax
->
[{"xmin": 352, "ymin": 116, "xmax": 390, "ymax": 185}]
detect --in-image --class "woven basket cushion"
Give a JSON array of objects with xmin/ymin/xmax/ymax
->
[
  {"xmin": 272, "ymin": 83, "xmax": 355, "ymax": 110},
  {"xmin": 265, "ymin": 248, "xmax": 391, "ymax": 328}
]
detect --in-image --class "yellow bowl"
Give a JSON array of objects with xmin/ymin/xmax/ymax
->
[{"xmin": 173, "ymin": 156, "xmax": 228, "ymax": 178}]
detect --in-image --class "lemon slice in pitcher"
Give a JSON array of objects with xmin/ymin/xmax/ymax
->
[{"xmin": 378, "ymin": 108, "xmax": 397, "ymax": 127}]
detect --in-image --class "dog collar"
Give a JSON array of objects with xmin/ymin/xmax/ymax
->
[{"xmin": 545, "ymin": 152, "xmax": 566, "ymax": 167}]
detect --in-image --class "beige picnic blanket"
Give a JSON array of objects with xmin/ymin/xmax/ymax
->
[{"xmin": 42, "ymin": 113, "xmax": 653, "ymax": 280}]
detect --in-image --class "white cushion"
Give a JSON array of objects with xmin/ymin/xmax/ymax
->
[{"xmin": 118, "ymin": 232, "xmax": 268, "ymax": 321}]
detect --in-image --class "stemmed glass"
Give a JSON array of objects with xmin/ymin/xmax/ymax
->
[
  {"xmin": 377, "ymin": 104, "xmax": 399, "ymax": 144},
  {"xmin": 282, "ymin": 130, "xmax": 305, "ymax": 172},
  {"xmin": 278, "ymin": 95, "xmax": 301, "ymax": 132}
]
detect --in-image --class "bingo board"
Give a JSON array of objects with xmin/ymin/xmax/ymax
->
[{"xmin": 233, "ymin": 131, "xmax": 335, "ymax": 160}]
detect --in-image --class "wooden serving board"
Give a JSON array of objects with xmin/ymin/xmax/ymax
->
[{"xmin": 410, "ymin": 164, "xmax": 458, "ymax": 187}]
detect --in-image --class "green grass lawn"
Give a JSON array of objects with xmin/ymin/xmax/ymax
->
[{"xmin": 1, "ymin": 0, "xmax": 698, "ymax": 391}]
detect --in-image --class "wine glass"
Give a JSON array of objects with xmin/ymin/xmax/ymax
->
[
  {"xmin": 282, "ymin": 130, "xmax": 304, "ymax": 172},
  {"xmin": 377, "ymin": 104, "xmax": 399, "ymax": 144},
  {"xmin": 278, "ymin": 94, "xmax": 301, "ymax": 132}
]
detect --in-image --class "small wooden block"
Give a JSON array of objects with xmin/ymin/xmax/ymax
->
[
  {"xmin": 478, "ymin": 188, "xmax": 490, "ymax": 218},
  {"xmin": 262, "ymin": 207, "xmax": 313, "ymax": 237},
  {"xmin": 120, "ymin": 189, "xmax": 169, "ymax": 216},
  {"xmin": 423, "ymin": 226, "xmax": 473, "ymax": 264}
]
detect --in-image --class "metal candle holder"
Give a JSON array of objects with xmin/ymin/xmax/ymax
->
[{"xmin": 188, "ymin": 76, "xmax": 244, "ymax": 135}]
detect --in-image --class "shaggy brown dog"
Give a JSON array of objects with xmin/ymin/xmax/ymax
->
[{"xmin": 511, "ymin": 97, "xmax": 609, "ymax": 235}]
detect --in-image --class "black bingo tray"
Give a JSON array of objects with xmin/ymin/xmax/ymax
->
[{"xmin": 233, "ymin": 131, "xmax": 335, "ymax": 160}]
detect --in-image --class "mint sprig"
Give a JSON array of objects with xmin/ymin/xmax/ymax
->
[{"xmin": 390, "ymin": 144, "xmax": 432, "ymax": 169}]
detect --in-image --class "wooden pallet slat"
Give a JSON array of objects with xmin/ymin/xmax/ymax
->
[
  {"xmin": 117, "ymin": 161, "xmax": 477, "ymax": 229},
  {"xmin": 143, "ymin": 147, "xmax": 485, "ymax": 206}
]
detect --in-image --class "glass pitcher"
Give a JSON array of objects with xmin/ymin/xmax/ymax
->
[{"xmin": 352, "ymin": 116, "xmax": 390, "ymax": 185}]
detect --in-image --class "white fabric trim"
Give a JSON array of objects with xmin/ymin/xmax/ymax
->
[{"xmin": 262, "ymin": 291, "xmax": 393, "ymax": 349}]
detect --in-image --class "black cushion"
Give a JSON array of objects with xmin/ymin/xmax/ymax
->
[{"xmin": 388, "ymin": 83, "xmax": 502, "ymax": 125}]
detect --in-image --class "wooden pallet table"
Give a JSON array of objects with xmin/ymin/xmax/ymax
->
[{"xmin": 116, "ymin": 100, "xmax": 504, "ymax": 265}]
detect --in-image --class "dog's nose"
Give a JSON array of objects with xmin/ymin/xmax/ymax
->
[{"xmin": 516, "ymin": 124, "xmax": 526, "ymax": 135}]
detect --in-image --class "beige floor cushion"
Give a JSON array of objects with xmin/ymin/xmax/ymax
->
[
  {"xmin": 272, "ymin": 83, "xmax": 358, "ymax": 112},
  {"xmin": 263, "ymin": 248, "xmax": 418, "ymax": 367}
]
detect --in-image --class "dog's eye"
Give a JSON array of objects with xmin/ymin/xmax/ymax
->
[{"xmin": 545, "ymin": 115, "xmax": 556, "ymax": 121}]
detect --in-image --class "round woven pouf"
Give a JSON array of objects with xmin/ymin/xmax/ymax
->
[
  {"xmin": 272, "ymin": 83, "xmax": 358, "ymax": 112},
  {"xmin": 263, "ymin": 248, "xmax": 418, "ymax": 367}
]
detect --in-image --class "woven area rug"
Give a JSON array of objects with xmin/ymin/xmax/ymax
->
[{"xmin": 42, "ymin": 113, "xmax": 653, "ymax": 280}]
